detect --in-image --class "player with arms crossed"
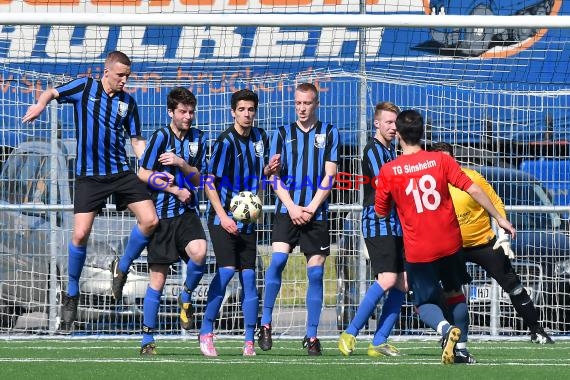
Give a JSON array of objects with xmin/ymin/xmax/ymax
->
[
  {"xmin": 259, "ymin": 83, "xmax": 339, "ymax": 355},
  {"xmin": 374, "ymin": 110, "xmax": 516, "ymax": 364},
  {"xmin": 136, "ymin": 87, "xmax": 207, "ymax": 355},
  {"xmin": 338, "ymin": 102, "xmax": 407, "ymax": 357},
  {"xmin": 431, "ymin": 142, "xmax": 553, "ymax": 346},
  {"xmin": 22, "ymin": 51, "xmax": 158, "ymax": 330},
  {"xmin": 199, "ymin": 89, "xmax": 280, "ymax": 357}
]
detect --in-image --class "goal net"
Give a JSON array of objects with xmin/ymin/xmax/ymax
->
[{"xmin": 1, "ymin": 1, "xmax": 570, "ymax": 339}]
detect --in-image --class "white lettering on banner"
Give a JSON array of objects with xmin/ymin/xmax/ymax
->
[
  {"xmin": 176, "ymin": 27, "xmax": 243, "ymax": 59},
  {"xmin": 3, "ymin": 25, "xmax": 40, "ymax": 59},
  {"xmin": 1, "ymin": 26, "xmax": 385, "ymax": 62},
  {"xmin": 45, "ymin": 26, "xmax": 109, "ymax": 59},
  {"xmin": 318, "ymin": 27, "xmax": 358, "ymax": 58},
  {"xmin": 317, "ymin": 27, "xmax": 383, "ymax": 57},
  {"xmin": 251, "ymin": 27, "xmax": 310, "ymax": 59},
  {"xmin": 117, "ymin": 26, "xmax": 167, "ymax": 59}
]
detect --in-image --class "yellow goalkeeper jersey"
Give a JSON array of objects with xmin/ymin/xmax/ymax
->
[{"xmin": 448, "ymin": 168, "xmax": 507, "ymax": 248}]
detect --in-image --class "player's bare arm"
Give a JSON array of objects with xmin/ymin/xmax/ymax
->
[
  {"xmin": 130, "ymin": 136, "xmax": 147, "ymax": 160},
  {"xmin": 141, "ymin": 167, "xmax": 190, "ymax": 204},
  {"xmin": 158, "ymin": 152, "xmax": 200, "ymax": 187},
  {"xmin": 264, "ymin": 154, "xmax": 281, "ymax": 177},
  {"xmin": 204, "ymin": 180, "xmax": 238, "ymax": 235},
  {"xmin": 137, "ymin": 167, "xmax": 174, "ymax": 186},
  {"xmin": 22, "ymin": 88, "xmax": 59, "ymax": 123}
]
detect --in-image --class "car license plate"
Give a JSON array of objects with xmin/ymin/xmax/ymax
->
[
  {"xmin": 469, "ymin": 285, "xmax": 533, "ymax": 301},
  {"xmin": 162, "ymin": 283, "xmax": 209, "ymax": 301},
  {"xmin": 162, "ymin": 284, "xmax": 181, "ymax": 298},
  {"xmin": 192, "ymin": 285, "xmax": 209, "ymax": 301},
  {"xmin": 470, "ymin": 286, "xmax": 492, "ymax": 301}
]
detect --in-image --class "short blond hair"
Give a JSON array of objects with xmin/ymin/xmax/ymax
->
[
  {"xmin": 296, "ymin": 82, "xmax": 319, "ymax": 101},
  {"xmin": 374, "ymin": 101, "xmax": 400, "ymax": 117}
]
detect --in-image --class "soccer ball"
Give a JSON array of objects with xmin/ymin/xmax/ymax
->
[{"xmin": 230, "ymin": 191, "xmax": 263, "ymax": 223}]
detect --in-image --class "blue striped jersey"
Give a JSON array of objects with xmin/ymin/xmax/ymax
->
[
  {"xmin": 269, "ymin": 121, "xmax": 339, "ymax": 221},
  {"xmin": 140, "ymin": 126, "xmax": 206, "ymax": 219},
  {"xmin": 56, "ymin": 77, "xmax": 141, "ymax": 176},
  {"xmin": 207, "ymin": 126, "xmax": 268, "ymax": 233},
  {"xmin": 361, "ymin": 138, "xmax": 402, "ymax": 238}
]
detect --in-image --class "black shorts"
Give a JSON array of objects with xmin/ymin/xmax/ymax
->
[
  {"xmin": 147, "ymin": 212, "xmax": 207, "ymax": 265},
  {"xmin": 74, "ymin": 171, "xmax": 151, "ymax": 213},
  {"xmin": 405, "ymin": 251, "xmax": 471, "ymax": 306},
  {"xmin": 208, "ymin": 224, "xmax": 257, "ymax": 270},
  {"xmin": 364, "ymin": 236, "xmax": 404, "ymax": 276},
  {"xmin": 271, "ymin": 213, "xmax": 330, "ymax": 256}
]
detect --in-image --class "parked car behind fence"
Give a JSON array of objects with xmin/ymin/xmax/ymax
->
[{"xmin": 0, "ymin": 139, "xmax": 260, "ymax": 334}]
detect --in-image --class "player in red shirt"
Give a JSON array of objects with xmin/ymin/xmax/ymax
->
[{"xmin": 375, "ymin": 110, "xmax": 516, "ymax": 364}]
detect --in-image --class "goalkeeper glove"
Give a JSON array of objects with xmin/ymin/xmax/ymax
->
[{"xmin": 493, "ymin": 228, "xmax": 515, "ymax": 259}]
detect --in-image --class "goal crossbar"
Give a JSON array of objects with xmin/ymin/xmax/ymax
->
[{"xmin": 1, "ymin": 13, "xmax": 570, "ymax": 28}]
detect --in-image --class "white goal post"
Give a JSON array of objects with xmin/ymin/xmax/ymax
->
[
  {"xmin": 1, "ymin": 1, "xmax": 570, "ymax": 339},
  {"xmin": 2, "ymin": 13, "xmax": 570, "ymax": 28}
]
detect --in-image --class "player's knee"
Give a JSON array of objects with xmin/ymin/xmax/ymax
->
[
  {"xmin": 189, "ymin": 251, "xmax": 206, "ymax": 266},
  {"xmin": 377, "ymin": 272, "xmax": 397, "ymax": 290},
  {"xmin": 142, "ymin": 214, "xmax": 159, "ymax": 233},
  {"xmin": 149, "ymin": 278, "xmax": 166, "ymax": 293},
  {"xmin": 72, "ymin": 229, "xmax": 91, "ymax": 245},
  {"xmin": 306, "ymin": 253, "xmax": 326, "ymax": 267},
  {"xmin": 187, "ymin": 239, "xmax": 207, "ymax": 264}
]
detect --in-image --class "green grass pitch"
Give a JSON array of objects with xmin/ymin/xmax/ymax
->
[{"xmin": 1, "ymin": 338, "xmax": 569, "ymax": 379}]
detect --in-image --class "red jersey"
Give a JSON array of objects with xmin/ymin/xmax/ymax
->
[{"xmin": 374, "ymin": 150, "xmax": 473, "ymax": 263}]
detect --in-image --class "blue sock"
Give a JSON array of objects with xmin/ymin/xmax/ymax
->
[
  {"xmin": 261, "ymin": 252, "xmax": 288, "ymax": 325},
  {"xmin": 119, "ymin": 225, "xmax": 151, "ymax": 274},
  {"xmin": 372, "ymin": 288, "xmax": 405, "ymax": 346},
  {"xmin": 346, "ymin": 282, "xmax": 385, "ymax": 336},
  {"xmin": 180, "ymin": 260, "xmax": 205, "ymax": 304},
  {"xmin": 142, "ymin": 286, "xmax": 161, "ymax": 347},
  {"xmin": 199, "ymin": 267, "xmax": 235, "ymax": 335},
  {"xmin": 306, "ymin": 265, "xmax": 324, "ymax": 338},
  {"xmin": 447, "ymin": 296, "xmax": 469, "ymax": 344},
  {"xmin": 417, "ymin": 303, "xmax": 449, "ymax": 333},
  {"xmin": 240, "ymin": 269, "xmax": 259, "ymax": 342},
  {"xmin": 67, "ymin": 242, "xmax": 87, "ymax": 297}
]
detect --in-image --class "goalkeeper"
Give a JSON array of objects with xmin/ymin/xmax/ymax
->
[{"xmin": 431, "ymin": 142, "xmax": 554, "ymax": 345}]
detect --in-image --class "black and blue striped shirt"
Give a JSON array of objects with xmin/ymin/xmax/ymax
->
[
  {"xmin": 361, "ymin": 138, "xmax": 402, "ymax": 238},
  {"xmin": 269, "ymin": 121, "xmax": 339, "ymax": 221},
  {"xmin": 56, "ymin": 77, "xmax": 141, "ymax": 177},
  {"xmin": 140, "ymin": 126, "xmax": 206, "ymax": 220},
  {"xmin": 207, "ymin": 125, "xmax": 268, "ymax": 233}
]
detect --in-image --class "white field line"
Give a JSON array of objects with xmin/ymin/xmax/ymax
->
[
  {"xmin": 0, "ymin": 357, "xmax": 570, "ymax": 367},
  {"xmin": 1, "ymin": 342, "xmax": 569, "ymax": 351}
]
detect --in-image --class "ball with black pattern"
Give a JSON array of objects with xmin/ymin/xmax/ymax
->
[{"xmin": 230, "ymin": 191, "xmax": 263, "ymax": 223}]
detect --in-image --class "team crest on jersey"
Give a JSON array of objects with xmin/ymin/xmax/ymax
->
[
  {"xmin": 117, "ymin": 101, "xmax": 128, "ymax": 117},
  {"xmin": 314, "ymin": 133, "xmax": 326, "ymax": 149},
  {"xmin": 188, "ymin": 141, "xmax": 199, "ymax": 157},
  {"xmin": 254, "ymin": 140, "xmax": 264, "ymax": 157}
]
